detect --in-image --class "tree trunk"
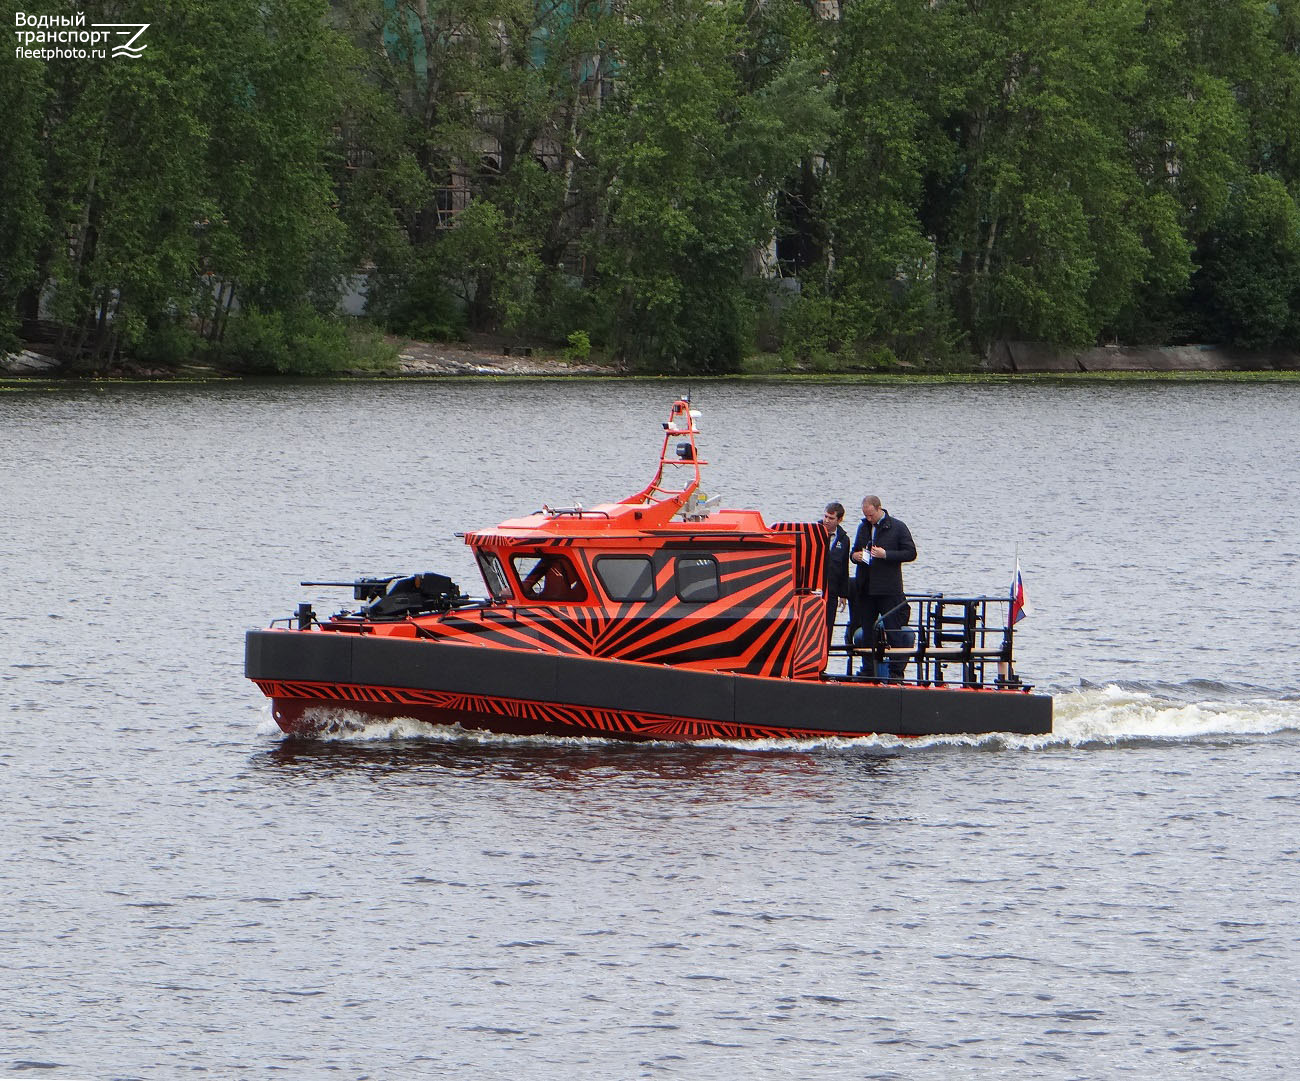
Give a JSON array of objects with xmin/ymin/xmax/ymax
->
[{"xmin": 216, "ymin": 283, "xmax": 237, "ymax": 342}]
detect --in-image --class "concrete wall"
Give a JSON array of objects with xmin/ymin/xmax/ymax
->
[{"xmin": 987, "ymin": 340, "xmax": 1300, "ymax": 373}]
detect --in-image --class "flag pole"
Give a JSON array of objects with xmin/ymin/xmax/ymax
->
[{"xmin": 999, "ymin": 544, "xmax": 1019, "ymax": 682}]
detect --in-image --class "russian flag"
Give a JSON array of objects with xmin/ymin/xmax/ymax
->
[{"xmin": 1009, "ymin": 560, "xmax": 1030, "ymax": 626}]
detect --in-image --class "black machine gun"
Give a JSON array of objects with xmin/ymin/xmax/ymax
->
[{"xmin": 301, "ymin": 572, "xmax": 469, "ymax": 621}]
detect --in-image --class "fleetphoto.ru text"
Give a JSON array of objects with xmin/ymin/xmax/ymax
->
[{"xmin": 14, "ymin": 10, "xmax": 148, "ymax": 61}]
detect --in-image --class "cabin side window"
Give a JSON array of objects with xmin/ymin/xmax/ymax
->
[
  {"xmin": 674, "ymin": 556, "xmax": 719, "ymax": 602},
  {"xmin": 511, "ymin": 552, "xmax": 589, "ymax": 602},
  {"xmin": 476, "ymin": 551, "xmax": 512, "ymax": 602},
  {"xmin": 594, "ymin": 556, "xmax": 656, "ymax": 601}
]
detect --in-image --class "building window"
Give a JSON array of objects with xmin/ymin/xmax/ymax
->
[
  {"xmin": 594, "ymin": 556, "xmax": 656, "ymax": 601},
  {"xmin": 674, "ymin": 556, "xmax": 719, "ymax": 602}
]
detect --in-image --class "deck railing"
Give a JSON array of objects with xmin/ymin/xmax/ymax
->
[{"xmin": 827, "ymin": 593, "xmax": 1026, "ymax": 689}]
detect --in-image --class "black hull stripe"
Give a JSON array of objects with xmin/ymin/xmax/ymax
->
[{"xmin": 246, "ymin": 630, "xmax": 1052, "ymax": 737}]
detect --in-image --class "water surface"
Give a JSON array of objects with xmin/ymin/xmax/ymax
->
[{"xmin": 2, "ymin": 379, "xmax": 1297, "ymax": 1079}]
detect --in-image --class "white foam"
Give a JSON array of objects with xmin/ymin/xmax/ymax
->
[
  {"xmin": 254, "ymin": 707, "xmax": 285, "ymax": 739},
  {"xmin": 258, "ymin": 686, "xmax": 1300, "ymax": 753},
  {"xmin": 287, "ymin": 706, "xmax": 626, "ymax": 749},
  {"xmin": 1046, "ymin": 683, "xmax": 1300, "ymax": 745}
]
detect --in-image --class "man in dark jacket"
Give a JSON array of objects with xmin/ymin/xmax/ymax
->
[
  {"xmin": 821, "ymin": 502, "xmax": 852, "ymax": 649},
  {"xmin": 849, "ymin": 496, "xmax": 917, "ymax": 670}
]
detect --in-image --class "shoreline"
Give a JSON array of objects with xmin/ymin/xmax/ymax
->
[
  {"xmin": 7, "ymin": 371, "xmax": 1300, "ymax": 390},
  {"xmin": 5, "ymin": 335, "xmax": 1300, "ymax": 382},
  {"xmin": 0, "ymin": 337, "xmax": 616, "ymax": 380}
]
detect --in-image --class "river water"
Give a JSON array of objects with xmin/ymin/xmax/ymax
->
[{"xmin": 2, "ymin": 378, "xmax": 1298, "ymax": 1079}]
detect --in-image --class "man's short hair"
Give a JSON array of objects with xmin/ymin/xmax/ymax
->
[
  {"xmin": 825, "ymin": 502, "xmax": 845, "ymax": 520},
  {"xmin": 863, "ymin": 495, "xmax": 882, "ymax": 510}
]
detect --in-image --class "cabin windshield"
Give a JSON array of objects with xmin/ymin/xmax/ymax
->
[
  {"xmin": 476, "ymin": 551, "xmax": 512, "ymax": 602},
  {"xmin": 512, "ymin": 553, "xmax": 588, "ymax": 602}
]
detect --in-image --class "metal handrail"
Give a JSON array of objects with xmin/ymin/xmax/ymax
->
[{"xmin": 827, "ymin": 592, "xmax": 1027, "ymax": 689}]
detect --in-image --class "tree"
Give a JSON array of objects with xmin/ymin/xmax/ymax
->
[
  {"xmin": 198, "ymin": 0, "xmax": 352, "ymax": 337},
  {"xmin": 0, "ymin": 56, "xmax": 47, "ymax": 351},
  {"xmin": 925, "ymin": 0, "xmax": 1195, "ymax": 349},
  {"xmin": 342, "ymin": 0, "xmax": 615, "ymax": 338},
  {"xmin": 807, "ymin": 0, "xmax": 943, "ymax": 363},
  {"xmin": 1191, "ymin": 174, "xmax": 1300, "ymax": 348},
  {"xmin": 590, "ymin": 0, "xmax": 833, "ymax": 370},
  {"xmin": 37, "ymin": 0, "xmax": 213, "ymax": 366},
  {"xmin": 9, "ymin": 0, "xmax": 354, "ymax": 370}
]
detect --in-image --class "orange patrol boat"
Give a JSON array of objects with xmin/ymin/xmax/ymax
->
[{"xmin": 245, "ymin": 399, "xmax": 1052, "ymax": 741}]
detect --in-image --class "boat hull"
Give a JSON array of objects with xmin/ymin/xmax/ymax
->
[{"xmin": 246, "ymin": 629, "xmax": 1052, "ymax": 741}]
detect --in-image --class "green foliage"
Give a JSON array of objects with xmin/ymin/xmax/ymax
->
[
  {"xmin": 436, "ymin": 198, "xmax": 543, "ymax": 332},
  {"xmin": 589, "ymin": 0, "xmax": 834, "ymax": 371},
  {"xmin": 199, "ymin": 0, "xmax": 352, "ymax": 313},
  {"xmin": 526, "ymin": 272, "xmax": 606, "ymax": 348},
  {"xmin": 7, "ymin": 0, "xmax": 354, "ymax": 370},
  {"xmin": 10, "ymin": 0, "xmax": 1300, "ymax": 372},
  {"xmin": 367, "ymin": 256, "xmax": 469, "ymax": 341},
  {"xmin": 1192, "ymin": 175, "xmax": 1300, "ymax": 348},
  {"xmin": 565, "ymin": 329, "xmax": 591, "ymax": 361},
  {"xmin": 813, "ymin": 0, "xmax": 938, "ymax": 357},
  {"xmin": 219, "ymin": 308, "xmax": 397, "ymax": 374},
  {"xmin": 134, "ymin": 322, "xmax": 205, "ymax": 368},
  {"xmin": 337, "ymin": 0, "xmax": 614, "ymax": 338},
  {"xmin": 778, "ymin": 283, "xmax": 841, "ymax": 368},
  {"xmin": 0, "ymin": 58, "xmax": 47, "ymax": 351}
]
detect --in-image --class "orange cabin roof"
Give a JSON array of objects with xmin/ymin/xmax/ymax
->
[{"xmin": 465, "ymin": 506, "xmax": 778, "ymax": 548}]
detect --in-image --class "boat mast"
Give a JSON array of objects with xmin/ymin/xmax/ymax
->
[{"xmin": 619, "ymin": 398, "xmax": 710, "ymax": 526}]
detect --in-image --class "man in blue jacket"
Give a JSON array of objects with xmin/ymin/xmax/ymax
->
[
  {"xmin": 821, "ymin": 502, "xmax": 852, "ymax": 649},
  {"xmin": 849, "ymin": 495, "xmax": 917, "ymax": 673}
]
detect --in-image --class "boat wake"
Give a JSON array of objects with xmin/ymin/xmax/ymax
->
[
  {"xmin": 255, "ymin": 706, "xmax": 630, "ymax": 750},
  {"xmin": 1047, "ymin": 681, "xmax": 1300, "ymax": 743},
  {"xmin": 257, "ymin": 682, "xmax": 1300, "ymax": 754}
]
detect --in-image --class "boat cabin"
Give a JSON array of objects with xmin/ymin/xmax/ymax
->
[{"xmin": 308, "ymin": 399, "xmax": 1024, "ymax": 691}]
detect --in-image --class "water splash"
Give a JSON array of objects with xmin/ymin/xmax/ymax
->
[
  {"xmin": 258, "ymin": 684, "xmax": 1300, "ymax": 754},
  {"xmin": 260, "ymin": 704, "xmax": 627, "ymax": 750},
  {"xmin": 1046, "ymin": 682, "xmax": 1300, "ymax": 745}
]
